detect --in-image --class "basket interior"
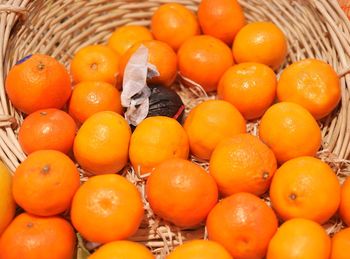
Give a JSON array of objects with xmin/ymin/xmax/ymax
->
[{"xmin": 2, "ymin": 0, "xmax": 350, "ymax": 257}]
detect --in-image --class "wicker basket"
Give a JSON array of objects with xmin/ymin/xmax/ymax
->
[{"xmin": 1, "ymin": 0, "xmax": 350, "ymax": 258}]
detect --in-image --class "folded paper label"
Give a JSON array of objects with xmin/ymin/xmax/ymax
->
[{"xmin": 121, "ymin": 45, "xmax": 159, "ymax": 126}]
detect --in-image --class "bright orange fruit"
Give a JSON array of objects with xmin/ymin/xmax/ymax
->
[
  {"xmin": 18, "ymin": 109, "xmax": 77, "ymax": 154},
  {"xmin": 277, "ymin": 59, "xmax": 341, "ymax": 119},
  {"xmin": 73, "ymin": 111, "xmax": 131, "ymax": 175},
  {"xmin": 218, "ymin": 62, "xmax": 277, "ymax": 120},
  {"xmin": 5, "ymin": 54, "xmax": 71, "ymax": 114},
  {"xmin": 184, "ymin": 100, "xmax": 246, "ymax": 160},
  {"xmin": 0, "ymin": 213, "xmax": 76, "ymax": 259},
  {"xmin": 339, "ymin": 176, "xmax": 350, "ymax": 226},
  {"xmin": 210, "ymin": 134, "xmax": 277, "ymax": 197},
  {"xmin": 167, "ymin": 240, "xmax": 232, "ymax": 259},
  {"xmin": 259, "ymin": 102, "xmax": 321, "ymax": 164},
  {"xmin": 71, "ymin": 45, "xmax": 120, "ymax": 85},
  {"xmin": 129, "ymin": 116, "xmax": 189, "ymax": 174},
  {"xmin": 151, "ymin": 3, "xmax": 200, "ymax": 51},
  {"xmin": 233, "ymin": 22, "xmax": 288, "ymax": 70},
  {"xmin": 198, "ymin": 0, "xmax": 245, "ymax": 45},
  {"xmin": 146, "ymin": 158, "xmax": 218, "ymax": 228},
  {"xmin": 89, "ymin": 240, "xmax": 154, "ymax": 259},
  {"xmin": 0, "ymin": 162, "xmax": 15, "ymax": 236},
  {"xmin": 71, "ymin": 174, "xmax": 144, "ymax": 244},
  {"xmin": 267, "ymin": 218, "xmax": 331, "ymax": 259},
  {"xmin": 206, "ymin": 192, "xmax": 278, "ymax": 259},
  {"xmin": 269, "ymin": 156, "xmax": 340, "ymax": 224},
  {"xmin": 69, "ymin": 81, "xmax": 123, "ymax": 124},
  {"xmin": 331, "ymin": 228, "xmax": 350, "ymax": 259},
  {"xmin": 178, "ymin": 35, "xmax": 234, "ymax": 92},
  {"xmin": 12, "ymin": 150, "xmax": 80, "ymax": 217},
  {"xmin": 120, "ymin": 40, "xmax": 177, "ymax": 87},
  {"xmin": 108, "ymin": 25, "xmax": 153, "ymax": 56}
]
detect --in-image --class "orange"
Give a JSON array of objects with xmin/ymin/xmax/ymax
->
[
  {"xmin": 270, "ymin": 156, "xmax": 340, "ymax": 224},
  {"xmin": 73, "ymin": 111, "xmax": 131, "ymax": 175},
  {"xmin": 71, "ymin": 174, "xmax": 144, "ymax": 244},
  {"xmin": 89, "ymin": 241, "xmax": 154, "ymax": 259},
  {"xmin": 218, "ymin": 62, "xmax": 277, "ymax": 120},
  {"xmin": 146, "ymin": 158, "xmax": 218, "ymax": 228},
  {"xmin": 267, "ymin": 218, "xmax": 331, "ymax": 259},
  {"xmin": 184, "ymin": 100, "xmax": 246, "ymax": 160},
  {"xmin": 331, "ymin": 228, "xmax": 350, "ymax": 259},
  {"xmin": 12, "ymin": 150, "xmax": 80, "ymax": 217},
  {"xmin": 198, "ymin": 0, "xmax": 245, "ymax": 45},
  {"xmin": 120, "ymin": 40, "xmax": 177, "ymax": 87},
  {"xmin": 151, "ymin": 3, "xmax": 200, "ymax": 51},
  {"xmin": 210, "ymin": 134, "xmax": 277, "ymax": 197},
  {"xmin": 0, "ymin": 213, "xmax": 76, "ymax": 259},
  {"xmin": 0, "ymin": 162, "xmax": 15, "ymax": 235},
  {"xmin": 340, "ymin": 0, "xmax": 350, "ymax": 17},
  {"xmin": 129, "ymin": 116, "xmax": 189, "ymax": 174},
  {"xmin": 71, "ymin": 45, "xmax": 120, "ymax": 85},
  {"xmin": 206, "ymin": 192, "xmax": 278, "ymax": 259},
  {"xmin": 167, "ymin": 240, "xmax": 232, "ymax": 259},
  {"xmin": 108, "ymin": 25, "xmax": 153, "ymax": 56},
  {"xmin": 277, "ymin": 59, "xmax": 341, "ymax": 119},
  {"xmin": 69, "ymin": 81, "xmax": 123, "ymax": 124},
  {"xmin": 259, "ymin": 102, "xmax": 321, "ymax": 164},
  {"xmin": 5, "ymin": 54, "xmax": 71, "ymax": 114},
  {"xmin": 233, "ymin": 22, "xmax": 288, "ymax": 70},
  {"xmin": 178, "ymin": 35, "xmax": 234, "ymax": 92},
  {"xmin": 339, "ymin": 176, "xmax": 350, "ymax": 226},
  {"xmin": 18, "ymin": 108, "xmax": 77, "ymax": 154}
]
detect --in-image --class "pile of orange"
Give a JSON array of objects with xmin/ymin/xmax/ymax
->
[{"xmin": 1, "ymin": 0, "xmax": 347, "ymax": 258}]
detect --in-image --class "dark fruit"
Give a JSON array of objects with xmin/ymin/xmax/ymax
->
[{"xmin": 147, "ymin": 85, "xmax": 185, "ymax": 122}]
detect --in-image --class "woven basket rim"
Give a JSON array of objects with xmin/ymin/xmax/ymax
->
[{"xmin": 1, "ymin": 0, "xmax": 350, "ymax": 257}]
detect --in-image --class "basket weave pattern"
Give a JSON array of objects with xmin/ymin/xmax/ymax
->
[{"xmin": 1, "ymin": 0, "xmax": 350, "ymax": 257}]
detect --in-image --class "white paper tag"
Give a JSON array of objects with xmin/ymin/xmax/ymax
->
[{"xmin": 121, "ymin": 45, "xmax": 159, "ymax": 126}]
